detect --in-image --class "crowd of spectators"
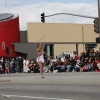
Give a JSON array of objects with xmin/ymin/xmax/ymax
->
[
  {"xmin": 0, "ymin": 57, "xmax": 40, "ymax": 74},
  {"xmin": 43, "ymin": 50, "xmax": 100, "ymax": 73},
  {"xmin": 0, "ymin": 49, "xmax": 100, "ymax": 74}
]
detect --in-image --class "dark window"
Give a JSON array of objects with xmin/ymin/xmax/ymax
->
[{"xmin": 85, "ymin": 44, "xmax": 97, "ymax": 50}]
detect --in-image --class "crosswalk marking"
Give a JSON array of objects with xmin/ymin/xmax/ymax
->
[{"xmin": 0, "ymin": 94, "xmax": 73, "ymax": 100}]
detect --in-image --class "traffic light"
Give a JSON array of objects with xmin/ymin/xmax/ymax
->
[
  {"xmin": 41, "ymin": 13, "xmax": 45, "ymax": 23},
  {"xmin": 96, "ymin": 37, "xmax": 100, "ymax": 43},
  {"xmin": 6, "ymin": 46, "xmax": 9, "ymax": 54},
  {"xmin": 94, "ymin": 18, "xmax": 99, "ymax": 33}
]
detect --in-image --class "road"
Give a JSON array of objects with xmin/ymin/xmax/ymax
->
[{"xmin": 0, "ymin": 72, "xmax": 100, "ymax": 100}]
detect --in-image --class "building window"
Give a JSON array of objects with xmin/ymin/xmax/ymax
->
[{"xmin": 44, "ymin": 44, "xmax": 54, "ymax": 61}]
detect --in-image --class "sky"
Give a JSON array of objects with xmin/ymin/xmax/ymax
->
[{"xmin": 0, "ymin": 0, "xmax": 98, "ymax": 30}]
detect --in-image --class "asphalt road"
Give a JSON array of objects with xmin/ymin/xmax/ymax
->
[{"xmin": 0, "ymin": 72, "xmax": 100, "ymax": 100}]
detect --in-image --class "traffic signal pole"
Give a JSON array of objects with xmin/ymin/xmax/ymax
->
[
  {"xmin": 10, "ymin": 48, "xmax": 12, "ymax": 61},
  {"xmin": 41, "ymin": 0, "xmax": 100, "ymax": 50},
  {"xmin": 45, "ymin": 13, "xmax": 97, "ymax": 19},
  {"xmin": 41, "ymin": 12, "xmax": 97, "ymax": 23},
  {"xmin": 98, "ymin": 0, "xmax": 100, "ymax": 50}
]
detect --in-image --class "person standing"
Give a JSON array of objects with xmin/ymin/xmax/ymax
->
[
  {"xmin": 0, "ymin": 61, "xmax": 3, "ymax": 74},
  {"xmin": 19, "ymin": 57, "xmax": 23, "ymax": 73},
  {"xmin": 23, "ymin": 58, "xmax": 29, "ymax": 73},
  {"xmin": 37, "ymin": 42, "xmax": 51, "ymax": 78},
  {"xmin": 73, "ymin": 51, "xmax": 78, "ymax": 61},
  {"xmin": 2, "ymin": 59, "xmax": 6, "ymax": 74},
  {"xmin": 10, "ymin": 58, "xmax": 16, "ymax": 73}
]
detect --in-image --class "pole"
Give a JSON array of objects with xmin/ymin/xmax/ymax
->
[
  {"xmin": 98, "ymin": 0, "xmax": 100, "ymax": 51},
  {"xmin": 10, "ymin": 48, "xmax": 12, "ymax": 61},
  {"xmin": 82, "ymin": 25, "xmax": 84, "ymax": 52},
  {"xmin": 45, "ymin": 13, "xmax": 97, "ymax": 19}
]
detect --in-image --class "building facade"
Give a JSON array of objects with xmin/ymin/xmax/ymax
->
[
  {"xmin": 27, "ymin": 23, "xmax": 99, "ymax": 57},
  {"xmin": 0, "ymin": 13, "xmax": 20, "ymax": 58},
  {"xmin": 13, "ymin": 22, "xmax": 99, "ymax": 60}
]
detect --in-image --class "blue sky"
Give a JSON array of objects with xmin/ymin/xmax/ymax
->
[
  {"xmin": 18, "ymin": 0, "xmax": 97, "ymax": 6},
  {"xmin": 0, "ymin": 0, "xmax": 97, "ymax": 6},
  {"xmin": 31, "ymin": 0, "xmax": 96, "ymax": 3},
  {"xmin": 0, "ymin": 0, "xmax": 98, "ymax": 30}
]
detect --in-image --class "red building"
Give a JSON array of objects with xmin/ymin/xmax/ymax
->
[{"xmin": 0, "ymin": 13, "xmax": 20, "ymax": 57}]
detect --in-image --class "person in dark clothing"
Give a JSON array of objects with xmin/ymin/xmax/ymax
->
[
  {"xmin": 82, "ymin": 52, "xmax": 86, "ymax": 58},
  {"xmin": 34, "ymin": 63, "xmax": 40, "ymax": 73},
  {"xmin": 2, "ymin": 59, "xmax": 5, "ymax": 74},
  {"xmin": 19, "ymin": 57, "xmax": 23, "ymax": 73},
  {"xmin": 70, "ymin": 58, "xmax": 76, "ymax": 71},
  {"xmin": 0, "ymin": 61, "xmax": 3, "ymax": 74},
  {"xmin": 85, "ymin": 50, "xmax": 90, "ymax": 58}
]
